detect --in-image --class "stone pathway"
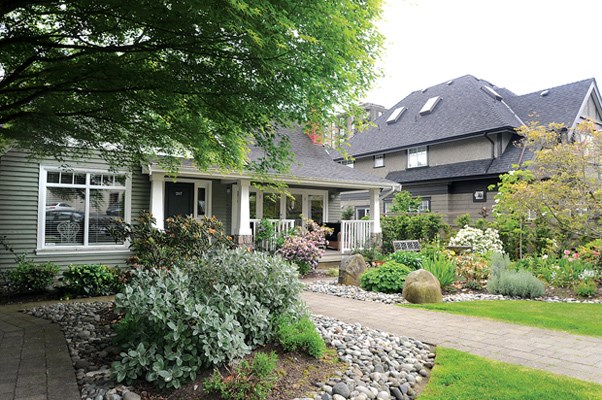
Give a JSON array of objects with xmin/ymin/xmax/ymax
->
[
  {"xmin": 0, "ymin": 304, "xmax": 80, "ymax": 400},
  {"xmin": 302, "ymin": 292, "xmax": 602, "ymax": 385}
]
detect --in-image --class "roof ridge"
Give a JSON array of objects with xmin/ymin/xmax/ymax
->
[{"xmin": 514, "ymin": 78, "xmax": 594, "ymax": 97}]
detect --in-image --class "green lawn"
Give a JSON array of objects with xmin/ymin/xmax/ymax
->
[
  {"xmin": 419, "ymin": 347, "xmax": 602, "ymax": 400},
  {"xmin": 403, "ymin": 300, "xmax": 602, "ymax": 337}
]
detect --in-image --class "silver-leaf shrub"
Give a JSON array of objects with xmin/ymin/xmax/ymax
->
[{"xmin": 111, "ymin": 248, "xmax": 303, "ymax": 389}]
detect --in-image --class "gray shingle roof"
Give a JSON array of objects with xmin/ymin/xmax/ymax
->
[
  {"xmin": 249, "ymin": 126, "xmax": 398, "ymax": 188},
  {"xmin": 340, "ymin": 75, "xmax": 594, "ymax": 160},
  {"xmin": 503, "ymin": 78, "xmax": 594, "ymax": 127},
  {"xmin": 343, "ymin": 75, "xmax": 523, "ymax": 158}
]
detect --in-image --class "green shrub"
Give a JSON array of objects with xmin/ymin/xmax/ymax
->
[
  {"xmin": 359, "ymin": 262, "xmax": 412, "ymax": 293},
  {"xmin": 387, "ymin": 251, "xmax": 423, "ymax": 270},
  {"xmin": 327, "ymin": 268, "xmax": 339, "ymax": 277},
  {"xmin": 62, "ymin": 264, "xmax": 121, "ymax": 297},
  {"xmin": 111, "ymin": 248, "xmax": 302, "ymax": 389},
  {"xmin": 487, "ymin": 269, "xmax": 545, "ymax": 298},
  {"xmin": 109, "ymin": 212, "xmax": 234, "ymax": 269},
  {"xmin": 341, "ymin": 206, "xmax": 354, "ymax": 220},
  {"xmin": 422, "ymin": 253, "xmax": 456, "ymax": 288},
  {"xmin": 574, "ymin": 279, "xmax": 597, "ymax": 298},
  {"xmin": 381, "ymin": 214, "xmax": 447, "ymax": 254},
  {"xmin": 8, "ymin": 260, "xmax": 59, "ymax": 293},
  {"xmin": 203, "ymin": 351, "xmax": 278, "ymax": 400},
  {"xmin": 275, "ymin": 314, "xmax": 325, "ymax": 359},
  {"xmin": 515, "ymin": 255, "xmax": 594, "ymax": 288}
]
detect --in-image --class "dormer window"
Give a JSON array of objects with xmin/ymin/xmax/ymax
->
[
  {"xmin": 419, "ymin": 96, "xmax": 441, "ymax": 115},
  {"xmin": 408, "ymin": 146, "xmax": 427, "ymax": 168},
  {"xmin": 374, "ymin": 154, "xmax": 385, "ymax": 168}
]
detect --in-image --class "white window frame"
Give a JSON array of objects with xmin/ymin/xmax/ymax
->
[
  {"xmin": 355, "ymin": 206, "xmax": 370, "ymax": 220},
  {"xmin": 408, "ymin": 146, "xmax": 428, "ymax": 168},
  {"xmin": 341, "ymin": 159, "xmax": 354, "ymax": 168},
  {"xmin": 374, "ymin": 154, "xmax": 385, "ymax": 168},
  {"xmin": 238, "ymin": 188, "xmax": 328, "ymax": 224},
  {"xmin": 36, "ymin": 166, "xmax": 132, "ymax": 253},
  {"xmin": 167, "ymin": 178, "xmax": 212, "ymax": 219}
]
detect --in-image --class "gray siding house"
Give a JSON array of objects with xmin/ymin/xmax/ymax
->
[
  {"xmin": 0, "ymin": 127, "xmax": 398, "ymax": 270},
  {"xmin": 337, "ymin": 75, "xmax": 602, "ymax": 223}
]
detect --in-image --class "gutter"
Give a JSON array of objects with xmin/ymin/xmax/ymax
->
[{"xmin": 379, "ymin": 183, "xmax": 401, "ymax": 201}]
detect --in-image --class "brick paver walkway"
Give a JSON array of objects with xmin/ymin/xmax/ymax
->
[
  {"xmin": 302, "ymin": 292, "xmax": 602, "ymax": 385},
  {"xmin": 0, "ymin": 306, "xmax": 79, "ymax": 400}
]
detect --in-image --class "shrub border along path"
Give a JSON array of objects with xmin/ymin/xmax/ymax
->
[{"xmin": 301, "ymin": 292, "xmax": 602, "ymax": 385}]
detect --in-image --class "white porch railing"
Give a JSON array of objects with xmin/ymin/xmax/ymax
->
[
  {"xmin": 341, "ymin": 220, "xmax": 373, "ymax": 253},
  {"xmin": 250, "ymin": 219, "xmax": 296, "ymax": 251}
]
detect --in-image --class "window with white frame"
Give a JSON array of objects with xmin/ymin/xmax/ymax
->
[
  {"xmin": 374, "ymin": 154, "xmax": 385, "ymax": 168},
  {"xmin": 40, "ymin": 168, "xmax": 129, "ymax": 249},
  {"xmin": 408, "ymin": 146, "xmax": 427, "ymax": 168},
  {"xmin": 341, "ymin": 159, "xmax": 354, "ymax": 168}
]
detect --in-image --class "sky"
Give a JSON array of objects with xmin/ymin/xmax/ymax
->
[{"xmin": 364, "ymin": 0, "xmax": 602, "ymax": 108}]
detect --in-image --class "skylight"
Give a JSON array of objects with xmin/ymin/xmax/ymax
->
[
  {"xmin": 386, "ymin": 106, "xmax": 406, "ymax": 124},
  {"xmin": 419, "ymin": 96, "xmax": 441, "ymax": 115},
  {"xmin": 540, "ymin": 90, "xmax": 549, "ymax": 97},
  {"xmin": 481, "ymin": 86, "xmax": 503, "ymax": 101}
]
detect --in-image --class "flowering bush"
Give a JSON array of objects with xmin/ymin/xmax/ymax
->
[
  {"xmin": 276, "ymin": 220, "xmax": 332, "ymax": 276},
  {"xmin": 448, "ymin": 226, "xmax": 504, "ymax": 255},
  {"xmin": 455, "ymin": 254, "xmax": 489, "ymax": 283}
]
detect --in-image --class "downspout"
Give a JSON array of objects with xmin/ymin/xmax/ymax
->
[{"xmin": 379, "ymin": 183, "xmax": 401, "ymax": 201}]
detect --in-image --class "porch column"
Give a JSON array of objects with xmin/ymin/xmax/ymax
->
[
  {"xmin": 150, "ymin": 173, "xmax": 165, "ymax": 229},
  {"xmin": 369, "ymin": 188, "xmax": 383, "ymax": 248},
  {"xmin": 235, "ymin": 178, "xmax": 253, "ymax": 245},
  {"xmin": 369, "ymin": 188, "xmax": 381, "ymax": 234}
]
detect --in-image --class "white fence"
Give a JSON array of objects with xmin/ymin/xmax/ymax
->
[
  {"xmin": 341, "ymin": 220, "xmax": 373, "ymax": 253},
  {"xmin": 250, "ymin": 219, "xmax": 296, "ymax": 251}
]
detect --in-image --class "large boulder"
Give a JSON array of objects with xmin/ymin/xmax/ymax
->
[
  {"xmin": 338, "ymin": 254, "xmax": 367, "ymax": 286},
  {"xmin": 402, "ymin": 269, "xmax": 443, "ymax": 304}
]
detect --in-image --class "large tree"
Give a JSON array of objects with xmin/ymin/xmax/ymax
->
[
  {"xmin": 493, "ymin": 120, "xmax": 602, "ymax": 253},
  {"xmin": 0, "ymin": 0, "xmax": 383, "ymax": 172}
]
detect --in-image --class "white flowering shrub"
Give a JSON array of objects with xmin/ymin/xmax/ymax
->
[{"xmin": 448, "ymin": 225, "xmax": 504, "ymax": 255}]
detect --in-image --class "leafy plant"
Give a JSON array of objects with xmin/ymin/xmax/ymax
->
[
  {"xmin": 422, "ymin": 253, "xmax": 456, "ymax": 288},
  {"xmin": 62, "ymin": 264, "xmax": 121, "ymax": 297},
  {"xmin": 8, "ymin": 260, "xmax": 59, "ymax": 293},
  {"xmin": 275, "ymin": 314, "xmax": 325, "ymax": 359},
  {"xmin": 516, "ymin": 254, "xmax": 596, "ymax": 288},
  {"xmin": 203, "ymin": 351, "xmax": 279, "ymax": 400},
  {"xmin": 341, "ymin": 206, "xmax": 354, "ymax": 220},
  {"xmin": 381, "ymin": 213, "xmax": 447, "ymax": 254},
  {"xmin": 487, "ymin": 269, "xmax": 545, "ymax": 299},
  {"xmin": 276, "ymin": 220, "xmax": 332, "ymax": 276},
  {"xmin": 109, "ymin": 212, "xmax": 234, "ymax": 269},
  {"xmin": 352, "ymin": 242, "xmax": 383, "ymax": 263},
  {"xmin": 387, "ymin": 251, "xmax": 423, "ymax": 270},
  {"xmin": 454, "ymin": 213, "xmax": 472, "ymax": 228},
  {"xmin": 359, "ymin": 262, "xmax": 412, "ymax": 293},
  {"xmin": 112, "ymin": 248, "xmax": 303, "ymax": 389},
  {"xmin": 574, "ymin": 279, "xmax": 597, "ymax": 298},
  {"xmin": 254, "ymin": 218, "xmax": 277, "ymax": 252},
  {"xmin": 389, "ymin": 190, "xmax": 423, "ymax": 213}
]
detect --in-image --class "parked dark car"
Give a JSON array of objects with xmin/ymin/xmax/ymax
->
[{"xmin": 45, "ymin": 208, "xmax": 118, "ymax": 244}]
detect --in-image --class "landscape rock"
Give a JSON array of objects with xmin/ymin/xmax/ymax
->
[
  {"xmin": 402, "ymin": 270, "xmax": 443, "ymax": 304},
  {"xmin": 339, "ymin": 254, "xmax": 367, "ymax": 286}
]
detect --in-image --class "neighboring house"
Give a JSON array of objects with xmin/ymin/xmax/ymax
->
[
  {"xmin": 336, "ymin": 75, "xmax": 602, "ymax": 223},
  {"xmin": 0, "ymin": 127, "xmax": 399, "ymax": 270}
]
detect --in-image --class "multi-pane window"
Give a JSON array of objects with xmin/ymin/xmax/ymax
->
[
  {"xmin": 341, "ymin": 159, "xmax": 354, "ymax": 168},
  {"xmin": 41, "ymin": 169, "xmax": 128, "ymax": 248},
  {"xmin": 374, "ymin": 154, "xmax": 385, "ymax": 168},
  {"xmin": 408, "ymin": 146, "xmax": 427, "ymax": 168}
]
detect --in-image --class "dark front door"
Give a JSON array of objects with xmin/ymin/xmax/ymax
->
[{"xmin": 165, "ymin": 182, "xmax": 194, "ymax": 219}]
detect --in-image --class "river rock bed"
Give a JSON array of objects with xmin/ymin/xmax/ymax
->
[
  {"xmin": 301, "ymin": 315, "xmax": 434, "ymax": 400},
  {"xmin": 27, "ymin": 301, "xmax": 434, "ymax": 400},
  {"xmin": 304, "ymin": 280, "xmax": 602, "ymax": 304}
]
